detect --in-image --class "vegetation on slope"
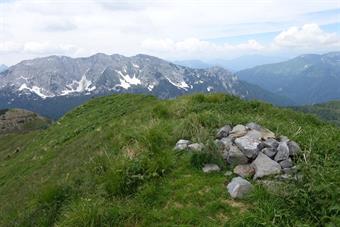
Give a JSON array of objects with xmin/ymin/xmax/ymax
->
[
  {"xmin": 0, "ymin": 94, "xmax": 339, "ymax": 226},
  {"xmin": 293, "ymin": 100, "xmax": 340, "ymax": 126}
]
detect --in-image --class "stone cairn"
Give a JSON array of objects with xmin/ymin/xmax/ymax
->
[{"xmin": 174, "ymin": 122, "xmax": 301, "ymax": 199}]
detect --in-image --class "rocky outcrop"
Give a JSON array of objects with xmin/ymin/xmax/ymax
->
[{"xmin": 175, "ymin": 122, "xmax": 302, "ymax": 199}]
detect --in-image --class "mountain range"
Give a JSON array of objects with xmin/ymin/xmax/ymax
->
[
  {"xmin": 0, "ymin": 64, "xmax": 8, "ymax": 73},
  {"xmin": 0, "ymin": 53, "xmax": 291, "ymax": 119},
  {"xmin": 237, "ymin": 52, "xmax": 340, "ymax": 105}
]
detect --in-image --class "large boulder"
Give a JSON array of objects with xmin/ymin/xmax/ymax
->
[
  {"xmin": 174, "ymin": 139, "xmax": 191, "ymax": 150},
  {"xmin": 233, "ymin": 164, "xmax": 255, "ymax": 178},
  {"xmin": 202, "ymin": 164, "xmax": 221, "ymax": 173},
  {"xmin": 234, "ymin": 135, "xmax": 261, "ymax": 159},
  {"xmin": 229, "ymin": 124, "xmax": 248, "ymax": 138},
  {"xmin": 287, "ymin": 140, "xmax": 301, "ymax": 156},
  {"xmin": 274, "ymin": 142, "xmax": 290, "ymax": 162},
  {"xmin": 216, "ymin": 125, "xmax": 232, "ymax": 139},
  {"xmin": 252, "ymin": 152, "xmax": 282, "ymax": 179},
  {"xmin": 226, "ymin": 145, "xmax": 249, "ymax": 165},
  {"xmin": 227, "ymin": 177, "xmax": 253, "ymax": 199}
]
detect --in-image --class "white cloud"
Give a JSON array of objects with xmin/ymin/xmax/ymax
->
[
  {"xmin": 141, "ymin": 38, "xmax": 264, "ymax": 59},
  {"xmin": 274, "ymin": 24, "xmax": 340, "ymax": 48},
  {"xmin": 23, "ymin": 42, "xmax": 78, "ymax": 54},
  {"xmin": 0, "ymin": 41, "xmax": 22, "ymax": 53}
]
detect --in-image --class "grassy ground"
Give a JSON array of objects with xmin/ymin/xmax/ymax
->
[{"xmin": 0, "ymin": 93, "xmax": 339, "ymax": 226}]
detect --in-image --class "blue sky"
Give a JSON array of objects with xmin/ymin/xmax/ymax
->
[{"xmin": 0, "ymin": 0, "xmax": 339, "ymax": 65}]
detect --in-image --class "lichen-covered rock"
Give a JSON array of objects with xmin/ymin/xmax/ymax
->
[
  {"xmin": 229, "ymin": 124, "xmax": 248, "ymax": 138},
  {"xmin": 233, "ymin": 164, "xmax": 255, "ymax": 178},
  {"xmin": 274, "ymin": 142, "xmax": 290, "ymax": 162},
  {"xmin": 174, "ymin": 139, "xmax": 191, "ymax": 150},
  {"xmin": 234, "ymin": 135, "xmax": 261, "ymax": 158},
  {"xmin": 252, "ymin": 152, "xmax": 282, "ymax": 179},
  {"xmin": 202, "ymin": 164, "xmax": 221, "ymax": 173},
  {"xmin": 226, "ymin": 145, "xmax": 249, "ymax": 165},
  {"xmin": 287, "ymin": 140, "xmax": 301, "ymax": 156},
  {"xmin": 188, "ymin": 143, "xmax": 204, "ymax": 151},
  {"xmin": 216, "ymin": 125, "xmax": 232, "ymax": 139},
  {"xmin": 227, "ymin": 177, "xmax": 253, "ymax": 199}
]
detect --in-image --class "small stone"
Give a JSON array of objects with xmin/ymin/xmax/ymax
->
[
  {"xmin": 235, "ymin": 135, "xmax": 261, "ymax": 159},
  {"xmin": 274, "ymin": 142, "xmax": 290, "ymax": 162},
  {"xmin": 202, "ymin": 164, "xmax": 221, "ymax": 173},
  {"xmin": 279, "ymin": 136, "xmax": 289, "ymax": 142},
  {"xmin": 188, "ymin": 143, "xmax": 204, "ymax": 151},
  {"xmin": 227, "ymin": 177, "xmax": 253, "ymax": 199},
  {"xmin": 246, "ymin": 122, "xmax": 262, "ymax": 131},
  {"xmin": 287, "ymin": 140, "xmax": 301, "ymax": 156},
  {"xmin": 226, "ymin": 145, "xmax": 249, "ymax": 165},
  {"xmin": 174, "ymin": 139, "xmax": 191, "ymax": 150},
  {"xmin": 229, "ymin": 124, "xmax": 248, "ymax": 138},
  {"xmin": 224, "ymin": 171, "xmax": 233, "ymax": 176},
  {"xmin": 279, "ymin": 158, "xmax": 293, "ymax": 169},
  {"xmin": 252, "ymin": 152, "xmax": 282, "ymax": 179},
  {"xmin": 219, "ymin": 137, "xmax": 233, "ymax": 150},
  {"xmin": 259, "ymin": 128, "xmax": 276, "ymax": 140},
  {"xmin": 233, "ymin": 164, "xmax": 255, "ymax": 178},
  {"xmin": 216, "ymin": 125, "xmax": 232, "ymax": 139},
  {"xmin": 282, "ymin": 166, "xmax": 297, "ymax": 175},
  {"xmin": 245, "ymin": 129, "xmax": 262, "ymax": 140},
  {"xmin": 262, "ymin": 148, "xmax": 277, "ymax": 158},
  {"xmin": 262, "ymin": 138, "xmax": 279, "ymax": 149}
]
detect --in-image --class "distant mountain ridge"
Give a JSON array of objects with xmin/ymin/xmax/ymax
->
[
  {"xmin": 0, "ymin": 53, "xmax": 291, "ymax": 119},
  {"xmin": 0, "ymin": 64, "xmax": 8, "ymax": 73},
  {"xmin": 237, "ymin": 52, "xmax": 340, "ymax": 105}
]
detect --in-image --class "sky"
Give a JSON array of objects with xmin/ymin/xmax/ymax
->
[{"xmin": 0, "ymin": 0, "xmax": 339, "ymax": 65}]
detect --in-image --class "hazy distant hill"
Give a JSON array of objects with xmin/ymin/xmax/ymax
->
[{"xmin": 237, "ymin": 52, "xmax": 340, "ymax": 105}]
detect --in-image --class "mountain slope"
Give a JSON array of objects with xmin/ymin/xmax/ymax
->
[
  {"xmin": 0, "ymin": 64, "xmax": 8, "ymax": 73},
  {"xmin": 0, "ymin": 54, "xmax": 292, "ymax": 119},
  {"xmin": 237, "ymin": 52, "xmax": 340, "ymax": 105},
  {"xmin": 0, "ymin": 108, "xmax": 50, "ymax": 134},
  {"xmin": 0, "ymin": 94, "xmax": 339, "ymax": 226},
  {"xmin": 292, "ymin": 100, "xmax": 340, "ymax": 126}
]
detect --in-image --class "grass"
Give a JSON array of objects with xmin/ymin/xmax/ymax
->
[{"xmin": 0, "ymin": 93, "xmax": 339, "ymax": 226}]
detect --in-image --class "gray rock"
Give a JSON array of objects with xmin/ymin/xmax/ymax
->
[
  {"xmin": 282, "ymin": 166, "xmax": 297, "ymax": 174},
  {"xmin": 279, "ymin": 136, "xmax": 289, "ymax": 142},
  {"xmin": 274, "ymin": 142, "xmax": 290, "ymax": 162},
  {"xmin": 233, "ymin": 164, "xmax": 255, "ymax": 178},
  {"xmin": 216, "ymin": 137, "xmax": 233, "ymax": 150},
  {"xmin": 188, "ymin": 143, "xmax": 204, "ymax": 151},
  {"xmin": 262, "ymin": 148, "xmax": 277, "ymax": 159},
  {"xmin": 234, "ymin": 135, "xmax": 261, "ymax": 158},
  {"xmin": 174, "ymin": 139, "xmax": 191, "ymax": 150},
  {"xmin": 227, "ymin": 177, "xmax": 253, "ymax": 199},
  {"xmin": 226, "ymin": 145, "xmax": 249, "ymax": 165},
  {"xmin": 246, "ymin": 122, "xmax": 262, "ymax": 131},
  {"xmin": 229, "ymin": 124, "xmax": 248, "ymax": 138},
  {"xmin": 279, "ymin": 158, "xmax": 293, "ymax": 169},
  {"xmin": 287, "ymin": 140, "xmax": 301, "ymax": 156},
  {"xmin": 202, "ymin": 164, "xmax": 221, "ymax": 173},
  {"xmin": 252, "ymin": 152, "xmax": 282, "ymax": 179},
  {"xmin": 216, "ymin": 125, "xmax": 232, "ymax": 139},
  {"xmin": 262, "ymin": 138, "xmax": 279, "ymax": 149},
  {"xmin": 245, "ymin": 129, "xmax": 262, "ymax": 140}
]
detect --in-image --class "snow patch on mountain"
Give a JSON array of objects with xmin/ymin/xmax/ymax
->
[
  {"xmin": 19, "ymin": 83, "xmax": 53, "ymax": 99},
  {"xmin": 61, "ymin": 75, "xmax": 95, "ymax": 96},
  {"xmin": 115, "ymin": 70, "xmax": 142, "ymax": 89}
]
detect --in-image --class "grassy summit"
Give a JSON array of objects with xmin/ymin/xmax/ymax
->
[{"xmin": 0, "ymin": 94, "xmax": 339, "ymax": 226}]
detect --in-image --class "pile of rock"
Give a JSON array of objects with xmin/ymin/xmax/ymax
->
[{"xmin": 174, "ymin": 122, "xmax": 302, "ymax": 199}]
